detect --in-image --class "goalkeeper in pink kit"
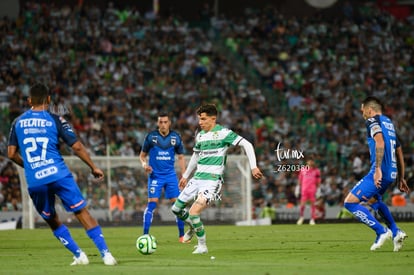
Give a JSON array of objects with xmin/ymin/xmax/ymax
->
[{"xmin": 296, "ymin": 159, "xmax": 321, "ymax": 225}]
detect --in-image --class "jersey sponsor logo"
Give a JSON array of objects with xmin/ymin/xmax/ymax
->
[
  {"xmin": 18, "ymin": 118, "xmax": 52, "ymax": 128},
  {"xmin": 24, "ymin": 128, "xmax": 47, "ymax": 135},
  {"xmin": 381, "ymin": 121, "xmax": 395, "ymax": 131},
  {"xmin": 156, "ymin": 151, "xmax": 171, "ymax": 160},
  {"xmin": 34, "ymin": 166, "xmax": 58, "ymax": 179}
]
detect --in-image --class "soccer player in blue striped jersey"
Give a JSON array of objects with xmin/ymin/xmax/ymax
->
[
  {"xmin": 171, "ymin": 104, "xmax": 263, "ymax": 254},
  {"xmin": 7, "ymin": 83, "xmax": 117, "ymax": 265},
  {"xmin": 344, "ymin": 96, "xmax": 410, "ymax": 252},
  {"xmin": 139, "ymin": 114, "xmax": 186, "ymax": 242}
]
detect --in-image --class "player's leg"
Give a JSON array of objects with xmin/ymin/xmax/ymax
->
[
  {"xmin": 308, "ymin": 190, "xmax": 317, "ymax": 225},
  {"xmin": 344, "ymin": 175, "xmax": 391, "ymax": 250},
  {"xmin": 171, "ymin": 179, "xmax": 196, "ymax": 225},
  {"xmin": 143, "ymin": 177, "xmax": 162, "ymax": 235},
  {"xmin": 189, "ymin": 179, "xmax": 222, "ymax": 254},
  {"xmin": 189, "ymin": 194, "xmax": 209, "ymax": 254},
  {"xmin": 143, "ymin": 198, "xmax": 158, "ymax": 234},
  {"xmin": 165, "ymin": 177, "xmax": 185, "ymax": 240},
  {"xmin": 369, "ymin": 192, "xmax": 407, "ymax": 251},
  {"xmin": 170, "ymin": 198, "xmax": 185, "ymax": 240},
  {"xmin": 368, "ymin": 194, "xmax": 397, "ymax": 234},
  {"xmin": 297, "ymin": 191, "xmax": 308, "ymax": 225},
  {"xmin": 29, "ymin": 183, "xmax": 89, "ymax": 265},
  {"xmin": 57, "ymin": 175, "xmax": 117, "ymax": 265}
]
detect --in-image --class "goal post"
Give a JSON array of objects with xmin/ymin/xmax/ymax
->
[{"xmin": 19, "ymin": 155, "xmax": 252, "ymax": 229}]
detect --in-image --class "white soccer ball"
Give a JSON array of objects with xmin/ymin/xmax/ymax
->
[{"xmin": 136, "ymin": 234, "xmax": 157, "ymax": 255}]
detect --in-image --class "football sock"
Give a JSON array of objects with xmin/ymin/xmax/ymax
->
[
  {"xmin": 371, "ymin": 201, "xmax": 398, "ymax": 236},
  {"xmin": 310, "ymin": 202, "xmax": 316, "ymax": 219},
  {"xmin": 86, "ymin": 225, "xmax": 109, "ymax": 257},
  {"xmin": 299, "ymin": 205, "xmax": 305, "ymax": 217},
  {"xmin": 53, "ymin": 224, "xmax": 82, "ymax": 257},
  {"xmin": 143, "ymin": 202, "xmax": 157, "ymax": 234},
  {"xmin": 344, "ymin": 202, "xmax": 385, "ymax": 235},
  {"xmin": 170, "ymin": 201, "xmax": 185, "ymax": 237},
  {"xmin": 189, "ymin": 214, "xmax": 206, "ymax": 245},
  {"xmin": 172, "ymin": 199, "xmax": 192, "ymax": 225}
]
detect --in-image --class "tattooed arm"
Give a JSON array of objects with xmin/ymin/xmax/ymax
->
[{"xmin": 373, "ymin": 133, "xmax": 384, "ymax": 188}]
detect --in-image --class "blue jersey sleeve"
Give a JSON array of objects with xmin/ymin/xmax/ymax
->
[
  {"xmin": 141, "ymin": 133, "xmax": 153, "ymax": 153},
  {"xmin": 51, "ymin": 114, "xmax": 78, "ymax": 147},
  {"xmin": 173, "ymin": 131, "xmax": 184, "ymax": 155},
  {"xmin": 7, "ymin": 118, "xmax": 19, "ymax": 146}
]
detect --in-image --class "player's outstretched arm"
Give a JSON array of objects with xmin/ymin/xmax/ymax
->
[
  {"xmin": 182, "ymin": 152, "xmax": 198, "ymax": 178},
  {"xmin": 7, "ymin": 145, "xmax": 24, "ymax": 167},
  {"xmin": 396, "ymin": 146, "xmax": 410, "ymax": 193},
  {"xmin": 238, "ymin": 138, "xmax": 263, "ymax": 179},
  {"xmin": 71, "ymin": 141, "xmax": 104, "ymax": 179},
  {"xmin": 139, "ymin": 151, "xmax": 152, "ymax": 174}
]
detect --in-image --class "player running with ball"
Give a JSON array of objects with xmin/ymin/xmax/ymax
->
[{"xmin": 171, "ymin": 103, "xmax": 263, "ymax": 254}]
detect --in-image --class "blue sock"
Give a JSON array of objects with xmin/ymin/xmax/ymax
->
[
  {"xmin": 344, "ymin": 202, "xmax": 386, "ymax": 235},
  {"xmin": 143, "ymin": 202, "xmax": 157, "ymax": 235},
  {"xmin": 371, "ymin": 201, "xmax": 398, "ymax": 236},
  {"xmin": 86, "ymin": 226, "xmax": 109, "ymax": 257},
  {"xmin": 176, "ymin": 216, "xmax": 185, "ymax": 237},
  {"xmin": 53, "ymin": 224, "xmax": 82, "ymax": 257}
]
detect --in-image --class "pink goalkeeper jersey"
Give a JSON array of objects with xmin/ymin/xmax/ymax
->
[{"xmin": 298, "ymin": 167, "xmax": 321, "ymax": 192}]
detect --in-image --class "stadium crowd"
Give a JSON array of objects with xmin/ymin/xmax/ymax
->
[{"xmin": 1, "ymin": 1, "xmax": 414, "ymax": 222}]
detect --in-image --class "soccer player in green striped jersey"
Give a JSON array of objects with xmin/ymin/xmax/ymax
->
[{"xmin": 171, "ymin": 103, "xmax": 263, "ymax": 254}]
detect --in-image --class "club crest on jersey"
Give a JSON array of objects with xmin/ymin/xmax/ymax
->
[
  {"xmin": 152, "ymin": 135, "xmax": 158, "ymax": 144},
  {"xmin": 171, "ymin": 137, "xmax": 176, "ymax": 146}
]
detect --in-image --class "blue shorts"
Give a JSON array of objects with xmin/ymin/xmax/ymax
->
[
  {"xmin": 147, "ymin": 173, "xmax": 179, "ymax": 199},
  {"xmin": 350, "ymin": 170, "xmax": 392, "ymax": 202},
  {"xmin": 28, "ymin": 173, "xmax": 87, "ymax": 220}
]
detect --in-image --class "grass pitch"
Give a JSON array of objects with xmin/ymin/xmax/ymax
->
[{"xmin": 1, "ymin": 223, "xmax": 413, "ymax": 275}]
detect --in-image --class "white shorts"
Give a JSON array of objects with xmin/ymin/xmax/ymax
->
[{"xmin": 178, "ymin": 178, "xmax": 222, "ymax": 204}]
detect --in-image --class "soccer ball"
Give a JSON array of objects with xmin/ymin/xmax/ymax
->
[{"xmin": 136, "ymin": 234, "xmax": 157, "ymax": 255}]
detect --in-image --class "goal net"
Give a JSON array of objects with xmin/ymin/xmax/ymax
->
[{"xmin": 19, "ymin": 155, "xmax": 252, "ymax": 229}]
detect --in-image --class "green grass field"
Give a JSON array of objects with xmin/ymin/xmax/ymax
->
[{"xmin": 1, "ymin": 223, "xmax": 414, "ymax": 275}]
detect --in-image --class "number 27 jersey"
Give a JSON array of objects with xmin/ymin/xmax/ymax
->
[{"xmin": 8, "ymin": 110, "xmax": 77, "ymax": 187}]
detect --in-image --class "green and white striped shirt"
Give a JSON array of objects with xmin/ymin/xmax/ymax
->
[{"xmin": 193, "ymin": 124, "xmax": 242, "ymax": 181}]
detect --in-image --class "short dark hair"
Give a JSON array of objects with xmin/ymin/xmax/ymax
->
[
  {"xmin": 30, "ymin": 83, "xmax": 49, "ymax": 105},
  {"xmin": 362, "ymin": 96, "xmax": 383, "ymax": 112},
  {"xmin": 158, "ymin": 112, "xmax": 169, "ymax": 118},
  {"xmin": 196, "ymin": 104, "xmax": 217, "ymax": 116}
]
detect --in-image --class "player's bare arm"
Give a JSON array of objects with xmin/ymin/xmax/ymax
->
[
  {"xmin": 251, "ymin": 167, "xmax": 263, "ymax": 180},
  {"xmin": 177, "ymin": 154, "xmax": 186, "ymax": 178},
  {"xmin": 139, "ymin": 151, "xmax": 152, "ymax": 174},
  {"xmin": 71, "ymin": 141, "xmax": 104, "ymax": 180},
  {"xmin": 7, "ymin": 145, "xmax": 24, "ymax": 167},
  {"xmin": 395, "ymin": 146, "xmax": 410, "ymax": 193},
  {"xmin": 373, "ymin": 133, "xmax": 384, "ymax": 188},
  {"xmin": 179, "ymin": 177, "xmax": 188, "ymax": 189}
]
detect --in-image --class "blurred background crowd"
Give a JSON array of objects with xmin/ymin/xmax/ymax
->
[{"xmin": 1, "ymin": 0, "xmax": 414, "ymax": 222}]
